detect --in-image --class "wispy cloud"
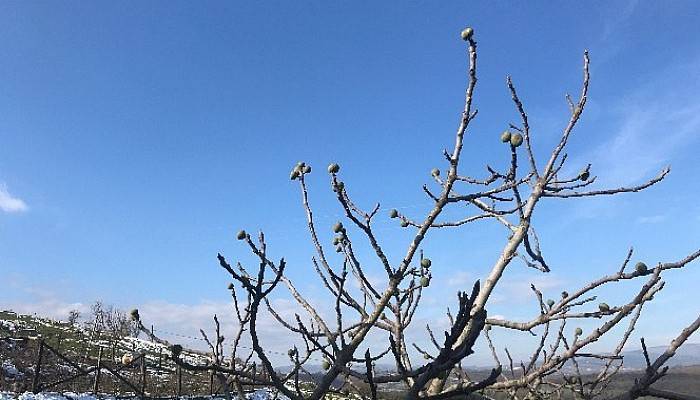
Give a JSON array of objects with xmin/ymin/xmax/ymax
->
[
  {"xmin": 600, "ymin": 0, "xmax": 639, "ymax": 42},
  {"xmin": 558, "ymin": 57, "xmax": 700, "ymax": 226},
  {"xmin": 446, "ymin": 271, "xmax": 471, "ymax": 287},
  {"xmin": 0, "ymin": 183, "xmax": 28, "ymax": 213},
  {"xmin": 4, "ymin": 300, "xmax": 89, "ymax": 320},
  {"xmin": 490, "ymin": 274, "xmax": 566, "ymax": 305},
  {"xmin": 636, "ymin": 215, "xmax": 667, "ymax": 224},
  {"xmin": 587, "ymin": 103, "xmax": 700, "ymax": 187},
  {"xmin": 579, "ymin": 58, "xmax": 700, "ymax": 188}
]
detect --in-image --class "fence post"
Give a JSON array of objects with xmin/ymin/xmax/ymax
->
[
  {"xmin": 31, "ymin": 340, "xmax": 44, "ymax": 393},
  {"xmin": 176, "ymin": 364, "xmax": 182, "ymax": 398},
  {"xmin": 154, "ymin": 349, "xmax": 162, "ymax": 398},
  {"xmin": 56, "ymin": 332, "xmax": 63, "ymax": 353},
  {"xmin": 93, "ymin": 347, "xmax": 103, "ymax": 394},
  {"xmin": 140, "ymin": 353, "xmax": 147, "ymax": 398},
  {"xmin": 209, "ymin": 371, "xmax": 214, "ymax": 396}
]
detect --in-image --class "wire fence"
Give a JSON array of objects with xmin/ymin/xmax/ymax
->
[{"xmin": 0, "ymin": 334, "xmax": 268, "ymax": 398}]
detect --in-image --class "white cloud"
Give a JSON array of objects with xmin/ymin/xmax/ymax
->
[
  {"xmin": 574, "ymin": 57, "xmax": 700, "ymax": 189},
  {"xmin": 5, "ymin": 300, "xmax": 89, "ymax": 321},
  {"xmin": 446, "ymin": 271, "xmax": 471, "ymax": 287},
  {"xmin": 0, "ymin": 183, "xmax": 28, "ymax": 213},
  {"xmin": 557, "ymin": 57, "xmax": 700, "ymax": 224},
  {"xmin": 636, "ymin": 215, "xmax": 667, "ymax": 224},
  {"xmin": 351, "ymin": 273, "xmax": 385, "ymax": 291},
  {"xmin": 587, "ymin": 102, "xmax": 700, "ymax": 187},
  {"xmin": 600, "ymin": 0, "xmax": 639, "ymax": 42},
  {"xmin": 490, "ymin": 274, "xmax": 566, "ymax": 305}
]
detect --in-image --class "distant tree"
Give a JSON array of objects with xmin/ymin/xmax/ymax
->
[
  {"xmin": 139, "ymin": 27, "xmax": 699, "ymax": 400},
  {"xmin": 85, "ymin": 301, "xmax": 139, "ymax": 338},
  {"xmin": 85, "ymin": 300, "xmax": 105, "ymax": 332},
  {"xmin": 67, "ymin": 309, "xmax": 81, "ymax": 326}
]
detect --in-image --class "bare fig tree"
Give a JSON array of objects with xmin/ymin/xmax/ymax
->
[{"xmin": 139, "ymin": 27, "xmax": 699, "ymax": 400}]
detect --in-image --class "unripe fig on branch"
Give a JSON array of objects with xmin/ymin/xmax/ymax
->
[
  {"xmin": 461, "ymin": 27, "xmax": 474, "ymax": 41},
  {"xmin": 510, "ymin": 133, "xmax": 524, "ymax": 147},
  {"xmin": 500, "ymin": 131, "xmax": 512, "ymax": 143}
]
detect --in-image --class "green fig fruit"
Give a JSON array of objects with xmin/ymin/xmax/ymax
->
[
  {"xmin": 500, "ymin": 131, "xmax": 512, "ymax": 143},
  {"xmin": 579, "ymin": 170, "xmax": 590, "ymax": 181},
  {"xmin": 547, "ymin": 299, "xmax": 555, "ymax": 308},
  {"xmin": 635, "ymin": 262, "xmax": 648, "ymax": 274},
  {"xmin": 460, "ymin": 27, "xmax": 474, "ymax": 41},
  {"xmin": 431, "ymin": 168, "xmax": 440, "ymax": 177},
  {"xmin": 237, "ymin": 230, "xmax": 247, "ymax": 240},
  {"xmin": 227, "ymin": 283, "xmax": 235, "ymax": 290},
  {"xmin": 290, "ymin": 169, "xmax": 299, "ymax": 180},
  {"xmin": 575, "ymin": 327, "xmax": 583, "ymax": 336},
  {"xmin": 303, "ymin": 165, "xmax": 311, "ymax": 174},
  {"xmin": 332, "ymin": 237, "xmax": 340, "ymax": 245},
  {"xmin": 400, "ymin": 220, "xmax": 409, "ymax": 228},
  {"xmin": 288, "ymin": 348, "xmax": 297, "ymax": 357},
  {"xmin": 420, "ymin": 276, "xmax": 430, "ymax": 287},
  {"xmin": 599, "ymin": 303, "xmax": 610, "ymax": 312},
  {"xmin": 421, "ymin": 258, "xmax": 432, "ymax": 268},
  {"xmin": 333, "ymin": 222, "xmax": 344, "ymax": 233},
  {"xmin": 561, "ymin": 291, "xmax": 569, "ymax": 298},
  {"xmin": 327, "ymin": 163, "xmax": 340, "ymax": 174},
  {"xmin": 129, "ymin": 309, "xmax": 140, "ymax": 321},
  {"xmin": 423, "ymin": 353, "xmax": 431, "ymax": 360},
  {"xmin": 510, "ymin": 133, "xmax": 524, "ymax": 147},
  {"xmin": 389, "ymin": 209, "xmax": 399, "ymax": 218},
  {"xmin": 335, "ymin": 245, "xmax": 343, "ymax": 253},
  {"xmin": 321, "ymin": 359, "xmax": 331, "ymax": 370}
]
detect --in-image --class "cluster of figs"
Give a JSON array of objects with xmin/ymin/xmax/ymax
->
[
  {"xmin": 388, "ymin": 208, "xmax": 410, "ymax": 228},
  {"xmin": 419, "ymin": 257, "xmax": 432, "ymax": 287},
  {"xmin": 500, "ymin": 130, "xmax": 524, "ymax": 147},
  {"xmin": 290, "ymin": 161, "xmax": 341, "ymax": 180},
  {"xmin": 332, "ymin": 221, "xmax": 346, "ymax": 253},
  {"xmin": 289, "ymin": 161, "xmax": 312, "ymax": 180}
]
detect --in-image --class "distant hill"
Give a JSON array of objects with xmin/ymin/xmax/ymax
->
[
  {"xmin": 620, "ymin": 342, "xmax": 700, "ymax": 369},
  {"xmin": 557, "ymin": 343, "xmax": 700, "ymax": 374}
]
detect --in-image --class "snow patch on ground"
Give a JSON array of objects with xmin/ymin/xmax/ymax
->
[
  {"xmin": 0, "ymin": 390, "xmax": 282, "ymax": 400},
  {"xmin": 0, "ymin": 393, "xmax": 114, "ymax": 400},
  {"xmin": 0, "ymin": 320, "xmax": 19, "ymax": 332},
  {"xmin": 1, "ymin": 360, "xmax": 23, "ymax": 379}
]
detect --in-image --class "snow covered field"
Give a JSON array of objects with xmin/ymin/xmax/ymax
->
[
  {"xmin": 0, "ymin": 393, "xmax": 115, "ymax": 400},
  {"xmin": 0, "ymin": 390, "xmax": 278, "ymax": 400}
]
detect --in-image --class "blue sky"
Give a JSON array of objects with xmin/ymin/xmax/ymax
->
[{"xmin": 1, "ymin": 2, "xmax": 699, "ymax": 365}]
